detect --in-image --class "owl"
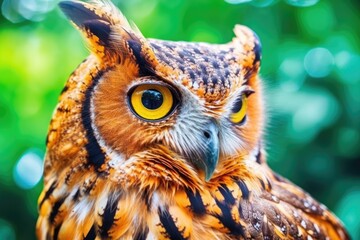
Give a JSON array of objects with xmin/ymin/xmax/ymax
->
[{"xmin": 36, "ymin": 1, "xmax": 349, "ymax": 239}]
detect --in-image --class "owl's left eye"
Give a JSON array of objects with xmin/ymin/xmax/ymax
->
[
  {"xmin": 229, "ymin": 95, "xmax": 248, "ymax": 125},
  {"xmin": 128, "ymin": 83, "xmax": 179, "ymax": 121}
]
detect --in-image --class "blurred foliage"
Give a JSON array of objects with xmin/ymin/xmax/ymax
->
[{"xmin": 0, "ymin": 0, "xmax": 359, "ymax": 239}]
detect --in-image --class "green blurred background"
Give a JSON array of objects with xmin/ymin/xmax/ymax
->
[{"xmin": 0, "ymin": 0, "xmax": 359, "ymax": 239}]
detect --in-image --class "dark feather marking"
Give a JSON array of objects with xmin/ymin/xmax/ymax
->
[
  {"xmin": 53, "ymin": 224, "xmax": 61, "ymax": 240},
  {"xmin": 83, "ymin": 20, "xmax": 111, "ymax": 46},
  {"xmin": 84, "ymin": 224, "xmax": 96, "ymax": 240},
  {"xmin": 238, "ymin": 203, "xmax": 244, "ymax": 219},
  {"xmin": 60, "ymin": 85, "xmax": 69, "ymax": 94},
  {"xmin": 202, "ymin": 75, "xmax": 209, "ymax": 84},
  {"xmin": 196, "ymin": 69, "xmax": 202, "ymax": 76},
  {"xmin": 163, "ymin": 41, "xmax": 175, "ymax": 50},
  {"xmin": 289, "ymin": 223, "xmax": 299, "ymax": 237},
  {"xmin": 151, "ymin": 43, "xmax": 161, "ymax": 51},
  {"xmin": 215, "ymin": 199, "xmax": 245, "ymax": 237},
  {"xmin": 250, "ymin": 212, "xmax": 263, "ymax": 232},
  {"xmin": 177, "ymin": 51, "xmax": 184, "ymax": 59},
  {"xmin": 127, "ymin": 39, "xmax": 155, "ymax": 77},
  {"xmin": 220, "ymin": 75, "xmax": 226, "ymax": 85},
  {"xmin": 219, "ymin": 54, "xmax": 225, "ymax": 61},
  {"xmin": 45, "ymin": 131, "xmax": 52, "ymax": 145},
  {"xmin": 262, "ymin": 217, "xmax": 273, "ymax": 240},
  {"xmin": 185, "ymin": 188, "xmax": 206, "ymax": 215},
  {"xmin": 158, "ymin": 207, "xmax": 187, "ymax": 240},
  {"xmin": 259, "ymin": 178, "xmax": 266, "ymax": 190},
  {"xmin": 157, "ymin": 54, "xmax": 172, "ymax": 65},
  {"xmin": 99, "ymin": 194, "xmax": 120, "ymax": 237},
  {"xmin": 179, "ymin": 65, "xmax": 185, "ymax": 72},
  {"xmin": 193, "ymin": 47, "xmax": 201, "ymax": 54},
  {"xmin": 255, "ymin": 149, "xmax": 262, "ymax": 164},
  {"xmin": 49, "ymin": 195, "xmax": 68, "ymax": 224},
  {"xmin": 133, "ymin": 227, "xmax": 149, "ymax": 240},
  {"xmin": 180, "ymin": 49, "xmax": 192, "ymax": 58},
  {"xmin": 243, "ymin": 69, "xmax": 255, "ymax": 84},
  {"xmin": 82, "ymin": 69, "xmax": 107, "ymax": 169},
  {"xmin": 267, "ymin": 178, "xmax": 272, "ymax": 190},
  {"xmin": 273, "ymin": 172, "xmax": 286, "ymax": 183},
  {"xmin": 187, "ymin": 56, "xmax": 196, "ymax": 64},
  {"xmin": 72, "ymin": 188, "xmax": 81, "ymax": 202},
  {"xmin": 253, "ymin": 33, "xmax": 262, "ymax": 64},
  {"xmin": 46, "ymin": 232, "xmax": 52, "ymax": 240},
  {"xmin": 236, "ymin": 180, "xmax": 250, "ymax": 200},
  {"xmin": 39, "ymin": 181, "xmax": 57, "ymax": 208},
  {"xmin": 211, "ymin": 76, "xmax": 218, "ymax": 86},
  {"xmin": 142, "ymin": 188, "xmax": 152, "ymax": 211},
  {"xmin": 200, "ymin": 63, "xmax": 207, "ymax": 75},
  {"xmin": 57, "ymin": 106, "xmax": 70, "ymax": 113},
  {"xmin": 212, "ymin": 60, "xmax": 219, "ymax": 69},
  {"xmin": 218, "ymin": 184, "xmax": 236, "ymax": 205},
  {"xmin": 83, "ymin": 177, "xmax": 97, "ymax": 196},
  {"xmin": 188, "ymin": 70, "xmax": 196, "ymax": 80}
]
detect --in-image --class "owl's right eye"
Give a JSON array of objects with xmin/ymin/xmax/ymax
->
[
  {"xmin": 229, "ymin": 94, "xmax": 248, "ymax": 125},
  {"xmin": 128, "ymin": 83, "xmax": 179, "ymax": 121}
]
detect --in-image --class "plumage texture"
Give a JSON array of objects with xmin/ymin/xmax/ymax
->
[{"xmin": 37, "ymin": 1, "xmax": 349, "ymax": 239}]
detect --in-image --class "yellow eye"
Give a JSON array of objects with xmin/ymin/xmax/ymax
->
[
  {"xmin": 128, "ymin": 84, "xmax": 178, "ymax": 121},
  {"xmin": 230, "ymin": 95, "xmax": 248, "ymax": 124}
]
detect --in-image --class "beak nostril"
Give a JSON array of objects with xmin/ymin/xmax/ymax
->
[{"xmin": 203, "ymin": 131, "xmax": 211, "ymax": 139}]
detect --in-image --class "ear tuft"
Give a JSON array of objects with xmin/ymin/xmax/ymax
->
[
  {"xmin": 59, "ymin": 1, "xmax": 138, "ymax": 59},
  {"xmin": 59, "ymin": 1, "xmax": 108, "ymax": 28},
  {"xmin": 59, "ymin": 1, "xmax": 114, "ymax": 56},
  {"xmin": 232, "ymin": 25, "xmax": 262, "ymax": 77},
  {"xmin": 59, "ymin": 1, "xmax": 158, "ymax": 73}
]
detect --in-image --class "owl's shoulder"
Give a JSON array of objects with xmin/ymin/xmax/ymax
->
[{"xmin": 166, "ymin": 164, "xmax": 349, "ymax": 239}]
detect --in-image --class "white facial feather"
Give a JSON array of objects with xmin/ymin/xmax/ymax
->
[
  {"xmin": 166, "ymin": 86, "xmax": 211, "ymax": 159},
  {"xmin": 167, "ymin": 83, "xmax": 254, "ymax": 160}
]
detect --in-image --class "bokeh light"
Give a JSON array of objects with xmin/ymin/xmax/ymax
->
[
  {"xmin": 278, "ymin": 58, "xmax": 306, "ymax": 92},
  {"xmin": 291, "ymin": 89, "xmax": 339, "ymax": 142},
  {"xmin": 250, "ymin": 0, "xmax": 276, "ymax": 8},
  {"xmin": 285, "ymin": 0, "xmax": 319, "ymax": 7},
  {"xmin": 224, "ymin": 0, "xmax": 252, "ymax": 5},
  {"xmin": 336, "ymin": 127, "xmax": 360, "ymax": 157},
  {"xmin": 304, "ymin": 47, "xmax": 334, "ymax": 78},
  {"xmin": 0, "ymin": 219, "xmax": 16, "ymax": 240},
  {"xmin": 1, "ymin": 0, "xmax": 57, "ymax": 23},
  {"xmin": 335, "ymin": 51, "xmax": 360, "ymax": 84},
  {"xmin": 224, "ymin": 0, "xmax": 288, "ymax": 7},
  {"xmin": 336, "ymin": 189, "xmax": 360, "ymax": 238},
  {"xmin": 297, "ymin": 1, "xmax": 335, "ymax": 38},
  {"xmin": 13, "ymin": 150, "xmax": 43, "ymax": 189}
]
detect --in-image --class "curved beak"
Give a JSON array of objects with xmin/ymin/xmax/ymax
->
[{"xmin": 194, "ymin": 121, "xmax": 220, "ymax": 181}]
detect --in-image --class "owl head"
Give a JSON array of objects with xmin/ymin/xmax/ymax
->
[{"xmin": 47, "ymin": 0, "xmax": 263, "ymax": 189}]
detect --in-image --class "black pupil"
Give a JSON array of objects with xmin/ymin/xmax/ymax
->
[
  {"xmin": 141, "ymin": 89, "xmax": 163, "ymax": 110},
  {"xmin": 232, "ymin": 97, "xmax": 243, "ymax": 113}
]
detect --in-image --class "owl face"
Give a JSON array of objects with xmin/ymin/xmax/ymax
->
[{"xmin": 56, "ymin": 1, "xmax": 263, "ymax": 182}]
